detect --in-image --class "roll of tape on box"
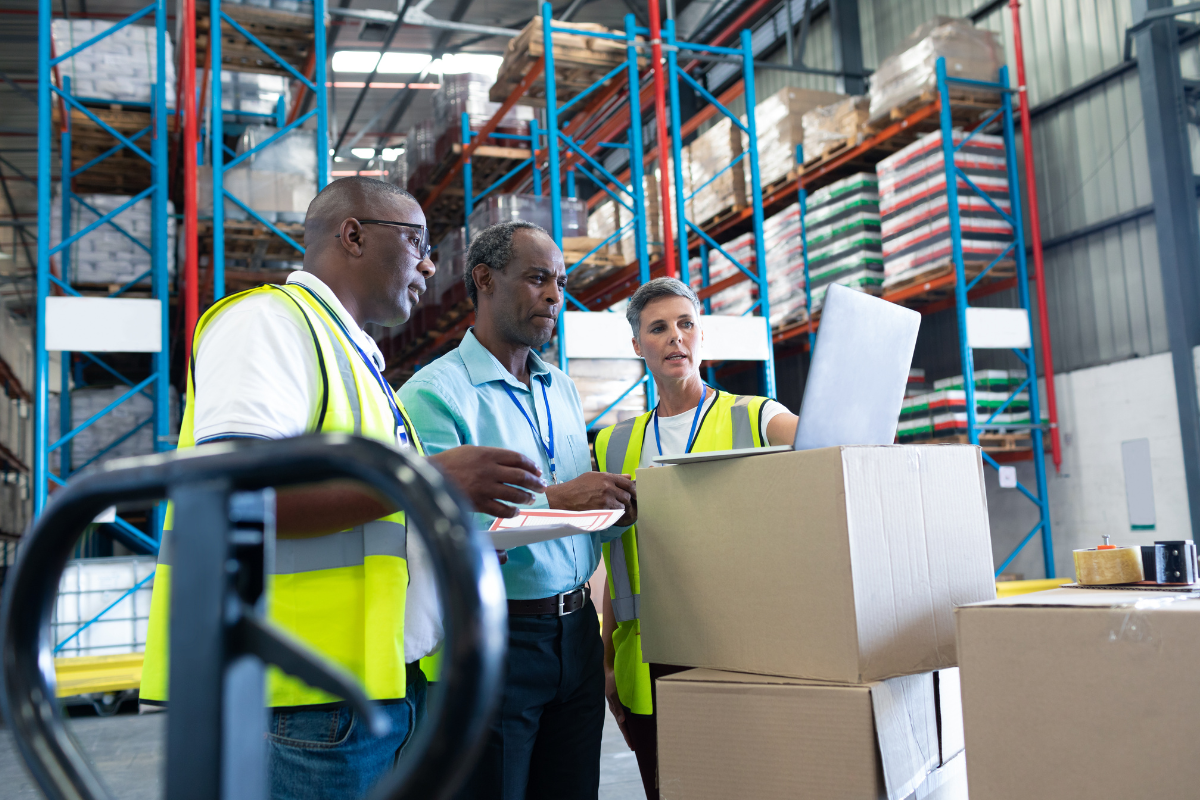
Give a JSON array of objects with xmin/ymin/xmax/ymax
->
[{"xmin": 1073, "ymin": 546, "xmax": 1144, "ymax": 585}]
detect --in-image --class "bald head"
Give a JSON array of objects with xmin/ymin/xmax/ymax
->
[
  {"xmin": 300, "ymin": 176, "xmax": 433, "ymax": 328},
  {"xmin": 304, "ymin": 176, "xmax": 419, "ymax": 242}
]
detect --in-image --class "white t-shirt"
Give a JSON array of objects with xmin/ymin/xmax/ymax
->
[
  {"xmin": 192, "ymin": 270, "xmax": 442, "ymax": 663},
  {"xmin": 637, "ymin": 390, "xmax": 790, "ymax": 469}
]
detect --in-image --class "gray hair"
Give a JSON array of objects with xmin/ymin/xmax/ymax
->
[
  {"xmin": 464, "ymin": 220, "xmax": 547, "ymax": 308},
  {"xmin": 626, "ymin": 277, "xmax": 702, "ymax": 338}
]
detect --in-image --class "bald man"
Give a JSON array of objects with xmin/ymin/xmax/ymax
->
[{"xmin": 141, "ymin": 178, "xmax": 546, "ymax": 800}]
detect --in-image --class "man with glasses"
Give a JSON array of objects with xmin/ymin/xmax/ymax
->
[{"xmin": 141, "ymin": 177, "xmax": 547, "ymax": 800}]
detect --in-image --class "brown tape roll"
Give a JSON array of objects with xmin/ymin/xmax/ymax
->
[{"xmin": 1073, "ymin": 547, "xmax": 1145, "ymax": 585}]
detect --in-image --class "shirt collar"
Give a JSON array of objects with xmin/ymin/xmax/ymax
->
[
  {"xmin": 459, "ymin": 328, "xmax": 552, "ymax": 390},
  {"xmin": 287, "ymin": 270, "xmax": 386, "ymax": 369}
]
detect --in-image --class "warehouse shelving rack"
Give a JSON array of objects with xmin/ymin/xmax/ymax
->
[
  {"xmin": 789, "ymin": 59, "xmax": 1054, "ymax": 579},
  {"xmin": 397, "ymin": 3, "xmax": 776, "ymax": 422},
  {"xmin": 664, "ymin": 18, "xmax": 775, "ymax": 397},
  {"xmin": 203, "ymin": 0, "xmax": 330, "ymax": 301},
  {"xmin": 35, "ymin": 0, "xmax": 172, "ymax": 555}
]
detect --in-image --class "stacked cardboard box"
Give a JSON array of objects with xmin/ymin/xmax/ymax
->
[
  {"xmin": 754, "ymin": 87, "xmax": 845, "ymax": 183},
  {"xmin": 800, "ymin": 96, "xmax": 870, "ymax": 163},
  {"xmin": 50, "ymin": 194, "xmax": 177, "ymax": 286},
  {"xmin": 868, "ymin": 17, "xmax": 1001, "ymax": 121},
  {"xmin": 879, "ymin": 129, "xmax": 1012, "ymax": 288},
  {"xmin": 199, "ymin": 125, "xmax": 316, "ymax": 227},
  {"xmin": 404, "ymin": 120, "xmax": 438, "ymax": 196},
  {"xmin": 431, "ymin": 227, "xmax": 467, "ymax": 307},
  {"xmin": 217, "ymin": 70, "xmax": 289, "ymax": 117},
  {"xmin": 640, "ymin": 446, "xmax": 994, "ymax": 799},
  {"xmin": 566, "ymin": 359, "xmax": 646, "ymax": 431},
  {"xmin": 957, "ymin": 589, "xmax": 1200, "ymax": 799},
  {"xmin": 51, "ymin": 19, "xmax": 176, "ymax": 106},
  {"xmin": 804, "ymin": 172, "xmax": 882, "ymax": 311},
  {"xmin": 467, "ymin": 193, "xmax": 587, "ymax": 239},
  {"xmin": 431, "ymin": 72, "xmax": 534, "ymax": 165}
]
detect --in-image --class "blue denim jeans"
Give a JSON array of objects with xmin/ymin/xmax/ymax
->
[{"xmin": 269, "ymin": 669, "xmax": 428, "ymax": 800}]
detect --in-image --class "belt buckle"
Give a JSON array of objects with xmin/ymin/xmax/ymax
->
[{"xmin": 557, "ymin": 588, "xmax": 580, "ymax": 617}]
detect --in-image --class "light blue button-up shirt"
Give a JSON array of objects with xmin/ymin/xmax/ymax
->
[{"xmin": 398, "ymin": 329, "xmax": 623, "ymax": 600}]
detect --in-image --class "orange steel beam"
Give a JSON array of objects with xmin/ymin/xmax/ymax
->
[
  {"xmin": 423, "ymin": 59, "xmax": 545, "ymax": 209},
  {"xmin": 287, "ymin": 49, "xmax": 317, "ymax": 126},
  {"xmin": 586, "ymin": 79, "xmax": 745, "ymax": 210}
]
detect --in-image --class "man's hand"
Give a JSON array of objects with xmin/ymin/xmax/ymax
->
[
  {"xmin": 605, "ymin": 666, "xmax": 634, "ymax": 750},
  {"xmin": 545, "ymin": 472, "xmax": 636, "ymax": 526},
  {"xmin": 428, "ymin": 445, "xmax": 546, "ymax": 519}
]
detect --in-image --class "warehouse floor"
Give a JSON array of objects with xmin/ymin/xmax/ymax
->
[{"xmin": 0, "ymin": 706, "xmax": 644, "ymax": 799}]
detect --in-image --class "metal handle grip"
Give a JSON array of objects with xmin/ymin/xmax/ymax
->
[{"xmin": 0, "ymin": 434, "xmax": 507, "ymax": 800}]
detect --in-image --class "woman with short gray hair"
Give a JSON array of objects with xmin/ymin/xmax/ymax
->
[{"xmin": 593, "ymin": 275, "xmax": 798, "ymax": 800}]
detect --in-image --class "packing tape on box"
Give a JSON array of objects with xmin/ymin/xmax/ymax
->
[{"xmin": 1073, "ymin": 547, "xmax": 1144, "ymax": 585}]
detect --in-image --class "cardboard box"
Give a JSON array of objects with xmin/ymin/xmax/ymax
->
[
  {"xmin": 637, "ymin": 446, "xmax": 995, "ymax": 683},
  {"xmin": 956, "ymin": 588, "xmax": 1200, "ymax": 800},
  {"xmin": 657, "ymin": 668, "xmax": 966, "ymax": 800}
]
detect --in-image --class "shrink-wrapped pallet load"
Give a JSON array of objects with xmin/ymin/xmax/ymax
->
[
  {"xmin": 800, "ymin": 96, "xmax": 870, "ymax": 164},
  {"xmin": 877, "ymin": 129, "xmax": 1011, "ymax": 288},
  {"xmin": 431, "ymin": 73, "xmax": 533, "ymax": 165},
  {"xmin": 51, "ymin": 19, "xmax": 176, "ymax": 106},
  {"xmin": 867, "ymin": 17, "xmax": 1002, "ymax": 122},
  {"xmin": 802, "ymin": 173, "xmax": 882, "ymax": 311},
  {"xmin": 432, "ymin": 227, "xmax": 467, "ymax": 306},
  {"xmin": 754, "ymin": 87, "xmax": 845, "ymax": 182}
]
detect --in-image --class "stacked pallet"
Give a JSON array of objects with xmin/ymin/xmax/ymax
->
[
  {"xmin": 48, "ymin": 385, "xmax": 178, "ymax": 473},
  {"xmin": 431, "ymin": 73, "xmax": 533, "ymax": 166},
  {"xmin": 803, "ymin": 172, "xmax": 882, "ymax": 311},
  {"xmin": 490, "ymin": 17, "xmax": 643, "ymax": 107},
  {"xmin": 52, "ymin": 104, "xmax": 164, "ymax": 195},
  {"xmin": 467, "ymin": 193, "xmax": 587, "ymax": 239},
  {"xmin": 760, "ymin": 204, "xmax": 809, "ymax": 328},
  {"xmin": 196, "ymin": 1, "xmax": 314, "ymax": 77},
  {"xmin": 867, "ymin": 17, "xmax": 1002, "ymax": 125},
  {"xmin": 897, "ymin": 370, "xmax": 1034, "ymax": 443},
  {"xmin": 51, "ymin": 19, "xmax": 176, "ymax": 106},
  {"xmin": 431, "ymin": 227, "xmax": 467, "ymax": 308},
  {"xmin": 878, "ymin": 129, "xmax": 1012, "ymax": 289},
  {"xmin": 800, "ymin": 96, "xmax": 869, "ymax": 166}
]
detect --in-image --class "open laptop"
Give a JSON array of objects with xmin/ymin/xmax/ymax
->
[{"xmin": 653, "ymin": 284, "xmax": 921, "ymax": 465}]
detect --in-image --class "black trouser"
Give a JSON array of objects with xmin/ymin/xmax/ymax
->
[{"xmin": 458, "ymin": 597, "xmax": 605, "ymax": 800}]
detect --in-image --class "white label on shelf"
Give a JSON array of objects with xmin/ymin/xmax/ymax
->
[
  {"xmin": 45, "ymin": 297, "xmax": 162, "ymax": 353},
  {"xmin": 965, "ymin": 307, "xmax": 1031, "ymax": 350}
]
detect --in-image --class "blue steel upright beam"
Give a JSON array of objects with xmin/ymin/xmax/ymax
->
[
  {"xmin": 998, "ymin": 64, "xmax": 1053, "ymax": 578},
  {"xmin": 152, "ymin": 0, "xmax": 170, "ymax": 538},
  {"xmin": 741, "ymin": 28, "xmax": 775, "ymax": 400},
  {"xmin": 665, "ymin": 20, "xmax": 690, "ymax": 286},
  {"xmin": 936, "ymin": 57, "xmax": 976, "ymax": 447},
  {"xmin": 35, "ymin": 0, "xmax": 51, "ymax": 514},
  {"xmin": 542, "ymin": 2, "xmax": 567, "ymax": 373},
  {"xmin": 314, "ymin": 0, "xmax": 330, "ymax": 190},
  {"xmin": 211, "ymin": 0, "xmax": 225, "ymax": 299},
  {"xmin": 59, "ymin": 81, "xmax": 73, "ymax": 478}
]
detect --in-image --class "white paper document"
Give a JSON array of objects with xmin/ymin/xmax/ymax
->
[{"xmin": 488, "ymin": 508, "xmax": 625, "ymax": 550}]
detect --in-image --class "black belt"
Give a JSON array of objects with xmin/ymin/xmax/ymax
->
[{"xmin": 508, "ymin": 584, "xmax": 590, "ymax": 617}]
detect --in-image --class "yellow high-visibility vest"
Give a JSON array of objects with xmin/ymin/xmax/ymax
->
[
  {"xmin": 595, "ymin": 391, "xmax": 769, "ymax": 715},
  {"xmin": 141, "ymin": 283, "xmax": 424, "ymax": 707}
]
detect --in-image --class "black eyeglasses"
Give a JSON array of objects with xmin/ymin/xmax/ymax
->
[{"xmin": 352, "ymin": 219, "xmax": 431, "ymax": 259}]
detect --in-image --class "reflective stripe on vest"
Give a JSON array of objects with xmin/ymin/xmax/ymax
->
[
  {"xmin": 602, "ymin": 417, "xmax": 640, "ymax": 624},
  {"xmin": 307, "ymin": 306, "xmax": 363, "ymax": 436},
  {"xmin": 156, "ymin": 519, "xmax": 406, "ymax": 571},
  {"xmin": 731, "ymin": 394, "xmax": 757, "ymax": 450}
]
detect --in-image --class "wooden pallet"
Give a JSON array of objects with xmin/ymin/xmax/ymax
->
[
  {"xmin": 53, "ymin": 104, "xmax": 172, "ymax": 195},
  {"xmin": 196, "ymin": 1, "xmax": 314, "ymax": 77},
  {"xmin": 908, "ymin": 433, "xmax": 1032, "ymax": 452},
  {"xmin": 200, "ymin": 219, "xmax": 305, "ymax": 267},
  {"xmin": 490, "ymin": 17, "xmax": 642, "ymax": 108},
  {"xmin": 864, "ymin": 88, "xmax": 1000, "ymax": 133},
  {"xmin": 802, "ymin": 138, "xmax": 857, "ymax": 170},
  {"xmin": 883, "ymin": 259, "xmax": 1016, "ymax": 304}
]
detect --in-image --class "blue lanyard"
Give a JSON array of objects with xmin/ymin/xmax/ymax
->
[
  {"xmin": 294, "ymin": 284, "xmax": 413, "ymax": 447},
  {"xmin": 654, "ymin": 385, "xmax": 708, "ymax": 456},
  {"xmin": 502, "ymin": 379, "xmax": 557, "ymax": 483}
]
